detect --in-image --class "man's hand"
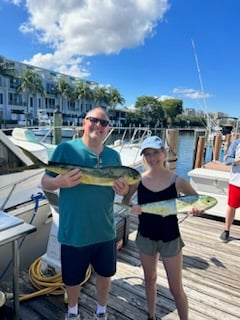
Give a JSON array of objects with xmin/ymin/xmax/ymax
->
[
  {"xmin": 113, "ymin": 177, "xmax": 130, "ymax": 196},
  {"xmin": 56, "ymin": 169, "xmax": 82, "ymax": 188}
]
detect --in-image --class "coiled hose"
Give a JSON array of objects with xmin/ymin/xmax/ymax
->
[{"xmin": 19, "ymin": 257, "xmax": 92, "ymax": 302}]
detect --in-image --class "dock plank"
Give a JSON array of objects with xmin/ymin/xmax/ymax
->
[{"xmin": 0, "ymin": 214, "xmax": 240, "ymax": 320}]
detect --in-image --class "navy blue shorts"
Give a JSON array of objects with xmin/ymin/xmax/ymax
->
[{"xmin": 61, "ymin": 239, "xmax": 117, "ymax": 286}]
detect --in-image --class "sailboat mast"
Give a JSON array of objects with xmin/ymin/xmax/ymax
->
[{"xmin": 192, "ymin": 39, "xmax": 211, "ymax": 135}]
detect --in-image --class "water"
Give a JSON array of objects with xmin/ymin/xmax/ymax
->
[
  {"xmin": 176, "ymin": 131, "xmax": 225, "ymax": 180},
  {"xmin": 176, "ymin": 131, "xmax": 195, "ymax": 180}
]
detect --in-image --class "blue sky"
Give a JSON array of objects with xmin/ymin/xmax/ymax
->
[{"xmin": 0, "ymin": 0, "xmax": 239, "ymax": 118}]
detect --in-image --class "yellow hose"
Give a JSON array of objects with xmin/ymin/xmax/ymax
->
[{"xmin": 19, "ymin": 257, "xmax": 92, "ymax": 302}]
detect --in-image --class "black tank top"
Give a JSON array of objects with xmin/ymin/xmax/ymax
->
[{"xmin": 137, "ymin": 179, "xmax": 180, "ymax": 242}]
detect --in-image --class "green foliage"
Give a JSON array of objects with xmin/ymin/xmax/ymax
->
[
  {"xmin": 161, "ymin": 99, "xmax": 183, "ymax": 126},
  {"xmin": 109, "ymin": 88, "xmax": 125, "ymax": 109},
  {"xmin": 94, "ymin": 87, "xmax": 109, "ymax": 105},
  {"xmin": 134, "ymin": 96, "xmax": 164, "ymax": 127},
  {"xmin": 0, "ymin": 56, "xmax": 16, "ymax": 78},
  {"xmin": 75, "ymin": 80, "xmax": 94, "ymax": 102},
  {"xmin": 17, "ymin": 69, "xmax": 45, "ymax": 96}
]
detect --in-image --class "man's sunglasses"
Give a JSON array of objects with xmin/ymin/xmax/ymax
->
[{"xmin": 85, "ymin": 116, "xmax": 109, "ymax": 127}]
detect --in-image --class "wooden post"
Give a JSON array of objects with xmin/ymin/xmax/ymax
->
[
  {"xmin": 53, "ymin": 109, "xmax": 62, "ymax": 145},
  {"xmin": 193, "ymin": 136, "xmax": 206, "ymax": 168},
  {"xmin": 165, "ymin": 129, "xmax": 178, "ymax": 172},
  {"xmin": 192, "ymin": 129, "xmax": 206, "ymax": 168},
  {"xmin": 213, "ymin": 134, "xmax": 222, "ymax": 162},
  {"xmin": 224, "ymin": 133, "xmax": 231, "ymax": 156}
]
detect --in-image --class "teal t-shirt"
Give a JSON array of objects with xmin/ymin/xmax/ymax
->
[{"xmin": 48, "ymin": 138, "xmax": 121, "ymax": 247}]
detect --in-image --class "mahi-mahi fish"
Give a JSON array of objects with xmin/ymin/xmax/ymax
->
[
  {"xmin": 6, "ymin": 147, "xmax": 141, "ymax": 186},
  {"xmin": 115, "ymin": 194, "xmax": 217, "ymax": 217}
]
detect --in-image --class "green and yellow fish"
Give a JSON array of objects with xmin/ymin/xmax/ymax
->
[
  {"xmin": 11, "ymin": 147, "xmax": 141, "ymax": 186},
  {"xmin": 115, "ymin": 194, "xmax": 217, "ymax": 217}
]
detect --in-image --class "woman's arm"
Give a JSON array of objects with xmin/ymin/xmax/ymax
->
[
  {"xmin": 122, "ymin": 183, "xmax": 139, "ymax": 205},
  {"xmin": 175, "ymin": 176, "xmax": 198, "ymax": 196}
]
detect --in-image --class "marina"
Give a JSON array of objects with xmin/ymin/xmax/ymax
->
[{"xmin": 1, "ymin": 3, "xmax": 240, "ymax": 318}]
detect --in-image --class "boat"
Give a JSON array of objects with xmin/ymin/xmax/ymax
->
[
  {"xmin": 9, "ymin": 125, "xmax": 151, "ymax": 170},
  {"xmin": 188, "ymin": 133, "xmax": 240, "ymax": 222},
  {"xmin": 9, "ymin": 127, "xmax": 56, "ymax": 161},
  {"xmin": 0, "ymin": 130, "xmax": 52, "ymax": 279},
  {"xmin": 206, "ymin": 116, "xmax": 240, "ymax": 148},
  {"xmin": 31, "ymin": 109, "xmax": 75, "ymax": 139}
]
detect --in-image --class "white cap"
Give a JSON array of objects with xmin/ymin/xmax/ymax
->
[{"xmin": 140, "ymin": 136, "xmax": 164, "ymax": 155}]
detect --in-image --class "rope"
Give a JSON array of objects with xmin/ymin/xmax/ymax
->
[{"xmin": 19, "ymin": 257, "xmax": 92, "ymax": 302}]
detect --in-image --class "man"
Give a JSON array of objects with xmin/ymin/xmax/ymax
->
[
  {"xmin": 220, "ymin": 138, "xmax": 240, "ymax": 243},
  {"xmin": 41, "ymin": 107, "xmax": 130, "ymax": 320}
]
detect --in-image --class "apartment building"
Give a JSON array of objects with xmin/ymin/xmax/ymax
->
[{"xmin": 0, "ymin": 56, "xmax": 129, "ymax": 127}]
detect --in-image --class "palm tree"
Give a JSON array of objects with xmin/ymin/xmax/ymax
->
[
  {"xmin": 75, "ymin": 81, "xmax": 94, "ymax": 115},
  {"xmin": 0, "ymin": 56, "xmax": 16, "ymax": 78},
  {"xmin": 54, "ymin": 78, "xmax": 74, "ymax": 113},
  {"xmin": 94, "ymin": 86, "xmax": 109, "ymax": 106},
  {"xmin": 109, "ymin": 88, "xmax": 125, "ymax": 109},
  {"xmin": 17, "ymin": 69, "xmax": 45, "ymax": 125}
]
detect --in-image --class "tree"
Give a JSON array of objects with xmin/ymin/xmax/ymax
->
[
  {"xmin": 54, "ymin": 78, "xmax": 74, "ymax": 112},
  {"xmin": 161, "ymin": 99, "xmax": 183, "ymax": 127},
  {"xmin": 109, "ymin": 88, "xmax": 125, "ymax": 109},
  {"xmin": 94, "ymin": 86, "xmax": 109, "ymax": 106},
  {"xmin": 17, "ymin": 69, "xmax": 45, "ymax": 125},
  {"xmin": 75, "ymin": 81, "xmax": 94, "ymax": 114},
  {"xmin": 135, "ymin": 96, "xmax": 165, "ymax": 127},
  {"xmin": 0, "ymin": 56, "xmax": 16, "ymax": 78}
]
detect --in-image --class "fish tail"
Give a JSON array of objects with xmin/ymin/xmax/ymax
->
[
  {"xmin": 18, "ymin": 146, "xmax": 47, "ymax": 170},
  {"xmin": 114, "ymin": 202, "xmax": 131, "ymax": 210}
]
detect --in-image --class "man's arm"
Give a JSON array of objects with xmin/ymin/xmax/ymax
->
[{"xmin": 41, "ymin": 169, "xmax": 82, "ymax": 190}]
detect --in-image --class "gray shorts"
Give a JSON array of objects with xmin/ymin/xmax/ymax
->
[{"xmin": 136, "ymin": 233, "xmax": 185, "ymax": 258}]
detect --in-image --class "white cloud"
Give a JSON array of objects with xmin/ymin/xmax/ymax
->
[
  {"xmin": 173, "ymin": 87, "xmax": 211, "ymax": 100},
  {"xmin": 12, "ymin": 0, "xmax": 170, "ymax": 77},
  {"xmin": 157, "ymin": 95, "xmax": 174, "ymax": 101}
]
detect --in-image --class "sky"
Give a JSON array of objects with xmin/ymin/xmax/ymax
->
[{"xmin": 0, "ymin": 0, "xmax": 239, "ymax": 118}]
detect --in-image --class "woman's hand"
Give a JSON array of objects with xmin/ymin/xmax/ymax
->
[
  {"xmin": 130, "ymin": 204, "xmax": 142, "ymax": 215},
  {"xmin": 188, "ymin": 206, "xmax": 204, "ymax": 216}
]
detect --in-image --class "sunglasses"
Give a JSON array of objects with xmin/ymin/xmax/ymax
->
[{"xmin": 85, "ymin": 116, "xmax": 109, "ymax": 127}]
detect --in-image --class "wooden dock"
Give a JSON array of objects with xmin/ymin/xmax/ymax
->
[{"xmin": 0, "ymin": 213, "xmax": 240, "ymax": 320}]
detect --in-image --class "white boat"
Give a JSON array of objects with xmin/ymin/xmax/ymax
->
[
  {"xmin": 188, "ymin": 154, "xmax": 240, "ymax": 222},
  {"xmin": 9, "ymin": 127, "xmax": 56, "ymax": 161},
  {"xmin": 32, "ymin": 126, "xmax": 75, "ymax": 139},
  {"xmin": 0, "ymin": 130, "xmax": 52, "ymax": 278},
  {"xmin": 105, "ymin": 126, "xmax": 151, "ymax": 168},
  {"xmin": 206, "ymin": 116, "xmax": 239, "ymax": 147},
  {"xmin": 31, "ymin": 109, "xmax": 75, "ymax": 139}
]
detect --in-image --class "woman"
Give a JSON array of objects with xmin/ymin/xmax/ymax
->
[{"xmin": 123, "ymin": 136, "xmax": 201, "ymax": 320}]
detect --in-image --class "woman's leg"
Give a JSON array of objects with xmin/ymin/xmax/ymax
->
[
  {"xmin": 140, "ymin": 251, "xmax": 159, "ymax": 319},
  {"xmin": 162, "ymin": 251, "xmax": 188, "ymax": 320}
]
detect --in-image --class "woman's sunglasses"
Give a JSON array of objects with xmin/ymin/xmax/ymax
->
[{"xmin": 85, "ymin": 116, "xmax": 109, "ymax": 127}]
